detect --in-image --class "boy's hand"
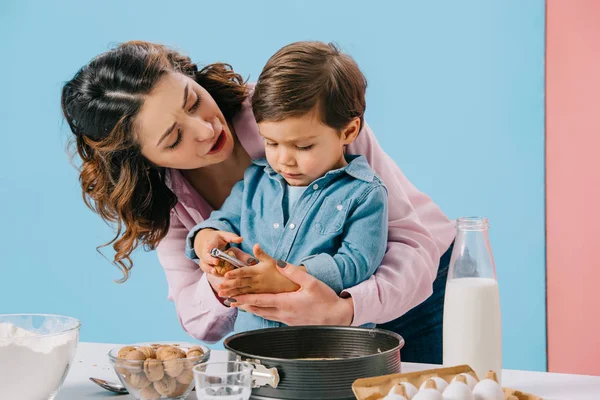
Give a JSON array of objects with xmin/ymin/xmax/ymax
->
[
  {"xmin": 217, "ymin": 244, "xmax": 301, "ymax": 297},
  {"xmin": 194, "ymin": 229, "xmax": 243, "ymax": 276}
]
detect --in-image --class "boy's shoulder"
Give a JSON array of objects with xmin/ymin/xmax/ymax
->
[
  {"xmin": 243, "ymin": 158, "xmax": 271, "ymax": 178},
  {"xmin": 316, "ymin": 156, "xmax": 387, "ymax": 210},
  {"xmin": 342, "ymin": 176, "xmax": 387, "ymax": 205},
  {"xmin": 342, "ymin": 155, "xmax": 387, "ymax": 192},
  {"xmin": 239, "ymin": 158, "xmax": 280, "ymax": 190}
]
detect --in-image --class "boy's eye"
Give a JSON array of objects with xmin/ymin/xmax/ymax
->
[
  {"xmin": 265, "ymin": 141, "xmax": 278, "ymax": 147},
  {"xmin": 296, "ymin": 144, "xmax": 313, "ymax": 151}
]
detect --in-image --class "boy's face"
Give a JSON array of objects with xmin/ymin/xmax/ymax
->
[{"xmin": 258, "ymin": 110, "xmax": 359, "ymax": 186}]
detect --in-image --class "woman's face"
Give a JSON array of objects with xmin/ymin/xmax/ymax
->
[{"xmin": 136, "ymin": 72, "xmax": 234, "ymax": 169}]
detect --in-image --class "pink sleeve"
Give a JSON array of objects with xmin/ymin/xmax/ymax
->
[
  {"xmin": 343, "ymin": 122, "xmax": 447, "ymax": 326},
  {"xmin": 156, "ymin": 211, "xmax": 237, "ymax": 343}
]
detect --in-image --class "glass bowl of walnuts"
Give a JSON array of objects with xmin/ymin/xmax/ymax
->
[{"xmin": 108, "ymin": 342, "xmax": 210, "ymax": 399}]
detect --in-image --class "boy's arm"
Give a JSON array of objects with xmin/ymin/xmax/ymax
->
[
  {"xmin": 300, "ymin": 184, "xmax": 389, "ymax": 293},
  {"xmin": 185, "ymin": 179, "xmax": 245, "ymax": 260}
]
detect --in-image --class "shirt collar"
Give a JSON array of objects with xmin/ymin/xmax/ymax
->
[{"xmin": 252, "ymin": 154, "xmax": 374, "ymax": 183}]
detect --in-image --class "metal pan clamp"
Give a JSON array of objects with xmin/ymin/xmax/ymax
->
[{"xmin": 234, "ymin": 355, "xmax": 280, "ymax": 388}]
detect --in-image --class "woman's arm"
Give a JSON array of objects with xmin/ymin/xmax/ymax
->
[
  {"xmin": 342, "ymin": 121, "xmax": 452, "ymax": 325},
  {"xmin": 156, "ymin": 212, "xmax": 237, "ymax": 343}
]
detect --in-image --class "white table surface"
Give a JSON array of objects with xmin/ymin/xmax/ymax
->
[{"xmin": 55, "ymin": 342, "xmax": 600, "ymax": 400}]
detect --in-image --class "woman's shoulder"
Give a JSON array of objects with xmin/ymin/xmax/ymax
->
[
  {"xmin": 234, "ymin": 82, "xmax": 255, "ymax": 124},
  {"xmin": 232, "ymin": 83, "xmax": 265, "ymax": 159}
]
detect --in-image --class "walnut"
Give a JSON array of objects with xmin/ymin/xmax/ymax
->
[
  {"xmin": 125, "ymin": 350, "xmax": 147, "ymax": 373},
  {"xmin": 154, "ymin": 375, "xmax": 177, "ymax": 396},
  {"xmin": 127, "ymin": 372, "xmax": 151, "ymax": 389},
  {"xmin": 143, "ymin": 358, "xmax": 164, "ymax": 382},
  {"xmin": 176, "ymin": 367, "xmax": 194, "ymax": 385},
  {"xmin": 155, "ymin": 346, "xmax": 169, "ymax": 358},
  {"xmin": 115, "ymin": 360, "xmax": 130, "ymax": 376},
  {"xmin": 186, "ymin": 346, "xmax": 205, "ymax": 358},
  {"xmin": 214, "ymin": 250, "xmax": 237, "ymax": 275},
  {"xmin": 140, "ymin": 384, "xmax": 161, "ymax": 400},
  {"xmin": 170, "ymin": 382, "xmax": 190, "ymax": 397},
  {"xmin": 138, "ymin": 346, "xmax": 156, "ymax": 359},
  {"xmin": 183, "ymin": 346, "xmax": 205, "ymax": 369},
  {"xmin": 163, "ymin": 354, "xmax": 185, "ymax": 378},
  {"xmin": 117, "ymin": 345, "xmax": 137, "ymax": 359},
  {"xmin": 125, "ymin": 350, "xmax": 147, "ymax": 361},
  {"xmin": 156, "ymin": 345, "xmax": 186, "ymax": 361}
]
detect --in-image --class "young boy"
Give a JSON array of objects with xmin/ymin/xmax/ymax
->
[{"xmin": 185, "ymin": 41, "xmax": 388, "ymax": 331}]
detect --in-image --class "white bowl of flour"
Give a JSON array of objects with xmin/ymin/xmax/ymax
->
[{"xmin": 0, "ymin": 314, "xmax": 80, "ymax": 400}]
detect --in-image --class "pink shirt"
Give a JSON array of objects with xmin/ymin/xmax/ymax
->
[{"xmin": 156, "ymin": 90, "xmax": 456, "ymax": 343}]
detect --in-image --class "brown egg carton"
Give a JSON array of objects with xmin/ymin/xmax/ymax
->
[{"xmin": 352, "ymin": 365, "xmax": 542, "ymax": 400}]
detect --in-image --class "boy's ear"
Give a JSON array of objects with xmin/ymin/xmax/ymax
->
[{"xmin": 340, "ymin": 117, "xmax": 361, "ymax": 145}]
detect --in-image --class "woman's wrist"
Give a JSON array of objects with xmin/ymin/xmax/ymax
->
[
  {"xmin": 325, "ymin": 296, "xmax": 354, "ymax": 326},
  {"xmin": 295, "ymin": 264, "xmax": 353, "ymax": 325},
  {"xmin": 206, "ymin": 274, "xmax": 228, "ymax": 305}
]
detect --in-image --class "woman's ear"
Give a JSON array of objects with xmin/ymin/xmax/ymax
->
[{"xmin": 340, "ymin": 117, "xmax": 361, "ymax": 145}]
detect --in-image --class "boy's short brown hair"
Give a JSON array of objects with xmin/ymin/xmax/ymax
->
[{"xmin": 252, "ymin": 41, "xmax": 367, "ymax": 131}]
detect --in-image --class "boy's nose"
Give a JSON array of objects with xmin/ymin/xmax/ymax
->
[{"xmin": 278, "ymin": 150, "xmax": 295, "ymax": 166}]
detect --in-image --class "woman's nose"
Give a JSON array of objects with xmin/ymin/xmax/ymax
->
[{"xmin": 193, "ymin": 119, "xmax": 216, "ymax": 142}]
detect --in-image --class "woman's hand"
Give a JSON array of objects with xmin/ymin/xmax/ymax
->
[
  {"xmin": 193, "ymin": 229, "xmax": 245, "ymax": 275},
  {"xmin": 217, "ymin": 244, "xmax": 300, "ymax": 297},
  {"xmin": 230, "ymin": 261, "xmax": 355, "ymax": 326}
]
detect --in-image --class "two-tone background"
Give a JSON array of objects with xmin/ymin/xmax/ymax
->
[{"xmin": 1, "ymin": 0, "xmax": 597, "ymax": 375}]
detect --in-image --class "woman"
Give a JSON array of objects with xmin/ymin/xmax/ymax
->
[{"xmin": 61, "ymin": 41, "xmax": 455, "ymax": 363}]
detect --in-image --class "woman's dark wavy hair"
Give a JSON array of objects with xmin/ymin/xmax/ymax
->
[{"xmin": 61, "ymin": 41, "xmax": 248, "ymax": 281}]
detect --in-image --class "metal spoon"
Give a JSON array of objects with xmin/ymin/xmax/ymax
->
[{"xmin": 89, "ymin": 377, "xmax": 128, "ymax": 394}]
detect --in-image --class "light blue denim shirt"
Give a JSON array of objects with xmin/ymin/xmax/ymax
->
[{"xmin": 185, "ymin": 155, "xmax": 388, "ymax": 332}]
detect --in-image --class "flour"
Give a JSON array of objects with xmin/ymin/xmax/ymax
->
[
  {"xmin": 0, "ymin": 322, "xmax": 37, "ymax": 337},
  {"xmin": 0, "ymin": 322, "xmax": 79, "ymax": 400}
]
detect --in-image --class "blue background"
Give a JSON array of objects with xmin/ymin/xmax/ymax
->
[{"xmin": 0, "ymin": 0, "xmax": 546, "ymax": 370}]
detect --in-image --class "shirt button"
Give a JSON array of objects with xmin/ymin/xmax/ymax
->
[
  {"xmin": 273, "ymin": 223, "xmax": 280, "ymax": 229},
  {"xmin": 289, "ymin": 223, "xmax": 296, "ymax": 230},
  {"xmin": 312, "ymin": 184, "xmax": 319, "ymax": 190},
  {"xmin": 336, "ymin": 204, "xmax": 343, "ymax": 211}
]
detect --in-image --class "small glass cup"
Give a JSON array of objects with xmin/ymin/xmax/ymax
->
[{"xmin": 193, "ymin": 362, "xmax": 252, "ymax": 400}]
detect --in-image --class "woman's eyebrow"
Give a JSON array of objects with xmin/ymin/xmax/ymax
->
[{"xmin": 156, "ymin": 83, "xmax": 190, "ymax": 147}]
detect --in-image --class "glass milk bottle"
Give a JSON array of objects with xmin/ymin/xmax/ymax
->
[{"xmin": 443, "ymin": 217, "xmax": 502, "ymax": 382}]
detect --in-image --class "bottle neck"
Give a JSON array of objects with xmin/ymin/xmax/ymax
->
[
  {"xmin": 449, "ymin": 217, "xmax": 497, "ymax": 280},
  {"xmin": 457, "ymin": 217, "xmax": 489, "ymax": 231}
]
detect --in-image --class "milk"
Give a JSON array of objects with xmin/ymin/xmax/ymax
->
[{"xmin": 443, "ymin": 277, "xmax": 502, "ymax": 382}]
